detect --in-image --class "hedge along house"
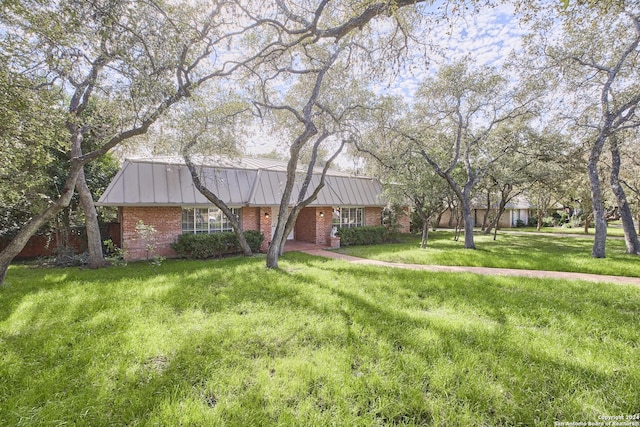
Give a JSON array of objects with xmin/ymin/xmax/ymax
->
[{"xmin": 97, "ymin": 157, "xmax": 408, "ymax": 260}]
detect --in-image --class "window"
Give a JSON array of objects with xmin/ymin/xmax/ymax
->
[
  {"xmin": 181, "ymin": 207, "xmax": 241, "ymax": 234},
  {"xmin": 332, "ymin": 207, "xmax": 364, "ymax": 229}
]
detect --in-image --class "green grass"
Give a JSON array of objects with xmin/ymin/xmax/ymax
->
[
  {"xmin": 337, "ymin": 232, "xmax": 640, "ymax": 278},
  {"xmin": 512, "ymin": 226, "xmax": 627, "ymax": 237},
  {"xmin": 1, "ymin": 255, "xmax": 639, "ymax": 426}
]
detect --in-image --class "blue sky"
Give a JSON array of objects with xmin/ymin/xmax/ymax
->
[
  {"xmin": 245, "ymin": 3, "xmax": 529, "ymax": 160},
  {"xmin": 379, "ymin": 2, "xmax": 527, "ymax": 99}
]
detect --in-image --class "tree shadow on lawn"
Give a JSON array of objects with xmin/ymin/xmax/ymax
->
[
  {"xmin": 2, "ymin": 256, "xmax": 639, "ymax": 425},
  {"xmin": 340, "ymin": 234, "xmax": 640, "ymax": 276},
  {"xmin": 275, "ymin": 260, "xmax": 640, "ymax": 423}
]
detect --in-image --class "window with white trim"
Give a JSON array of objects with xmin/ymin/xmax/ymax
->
[
  {"xmin": 332, "ymin": 207, "xmax": 364, "ymax": 229},
  {"xmin": 181, "ymin": 207, "xmax": 241, "ymax": 234}
]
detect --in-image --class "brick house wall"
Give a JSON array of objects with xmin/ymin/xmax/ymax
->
[
  {"xmin": 259, "ymin": 207, "xmax": 272, "ymax": 252},
  {"xmin": 119, "ymin": 204, "xmax": 396, "ymax": 259},
  {"xmin": 121, "ymin": 206, "xmax": 181, "ymax": 260},
  {"xmin": 399, "ymin": 206, "xmax": 411, "ymax": 233},
  {"xmin": 242, "ymin": 207, "xmax": 259, "ymax": 231},
  {"xmin": 294, "ymin": 206, "xmax": 333, "ymax": 245},
  {"xmin": 365, "ymin": 207, "xmax": 382, "ymax": 226}
]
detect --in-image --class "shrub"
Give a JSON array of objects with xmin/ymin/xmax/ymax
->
[
  {"xmin": 562, "ymin": 216, "xmax": 584, "ymax": 229},
  {"xmin": 135, "ymin": 220, "xmax": 164, "ymax": 270},
  {"xmin": 542, "ymin": 216, "xmax": 556, "ymax": 227},
  {"xmin": 171, "ymin": 230, "xmax": 264, "ymax": 259},
  {"xmin": 243, "ymin": 230, "xmax": 265, "ymax": 252},
  {"xmin": 103, "ymin": 239, "xmax": 127, "ymax": 267},
  {"xmin": 337, "ymin": 226, "xmax": 387, "ymax": 247},
  {"xmin": 410, "ymin": 211, "xmax": 424, "ymax": 234}
]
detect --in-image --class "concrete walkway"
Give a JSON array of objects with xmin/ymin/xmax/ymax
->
[{"xmin": 301, "ymin": 249, "xmax": 640, "ymax": 286}]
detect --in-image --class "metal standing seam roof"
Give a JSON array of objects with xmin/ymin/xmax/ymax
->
[{"xmin": 96, "ymin": 158, "xmax": 386, "ymax": 207}]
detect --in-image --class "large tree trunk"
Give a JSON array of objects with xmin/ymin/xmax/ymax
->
[
  {"xmin": 266, "ymin": 205, "xmax": 289, "ymax": 268},
  {"xmin": 588, "ymin": 137, "xmax": 607, "ymax": 258},
  {"xmin": 610, "ymin": 140, "xmax": 640, "ymax": 254},
  {"xmin": 536, "ymin": 210, "xmax": 543, "ymax": 231},
  {"xmin": 0, "ymin": 162, "xmax": 83, "ymax": 284},
  {"xmin": 70, "ymin": 131, "xmax": 105, "ymax": 269},
  {"xmin": 76, "ymin": 169, "xmax": 106, "ymax": 268},
  {"xmin": 461, "ymin": 198, "xmax": 476, "ymax": 249}
]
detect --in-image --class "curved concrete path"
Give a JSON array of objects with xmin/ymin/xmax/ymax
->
[{"xmin": 301, "ymin": 249, "xmax": 640, "ymax": 286}]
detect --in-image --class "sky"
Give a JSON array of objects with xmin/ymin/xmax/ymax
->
[
  {"xmin": 245, "ymin": 2, "xmax": 530, "ymax": 164},
  {"xmin": 378, "ymin": 2, "xmax": 528, "ymax": 99}
]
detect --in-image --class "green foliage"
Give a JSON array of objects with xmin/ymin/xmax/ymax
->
[
  {"xmin": 337, "ymin": 226, "xmax": 387, "ymax": 246},
  {"xmin": 0, "ymin": 62, "xmax": 67, "ymax": 237},
  {"xmin": 103, "ymin": 239, "xmax": 128, "ymax": 267},
  {"xmin": 381, "ymin": 205, "xmax": 404, "ymax": 240},
  {"xmin": 171, "ymin": 230, "xmax": 264, "ymax": 259},
  {"xmin": 410, "ymin": 210, "xmax": 424, "ymax": 233},
  {"xmin": 134, "ymin": 220, "xmax": 164, "ymax": 270},
  {"xmin": 243, "ymin": 230, "xmax": 265, "ymax": 251}
]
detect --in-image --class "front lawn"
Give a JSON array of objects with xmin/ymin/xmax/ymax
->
[
  {"xmin": 1, "ymin": 256, "xmax": 639, "ymax": 426},
  {"xmin": 337, "ymin": 232, "xmax": 640, "ymax": 278},
  {"xmin": 511, "ymin": 226, "xmax": 627, "ymax": 237}
]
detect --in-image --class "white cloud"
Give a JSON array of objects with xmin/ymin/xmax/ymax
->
[
  {"xmin": 247, "ymin": 3, "xmax": 530, "ymax": 161},
  {"xmin": 369, "ymin": 3, "xmax": 528, "ymax": 104}
]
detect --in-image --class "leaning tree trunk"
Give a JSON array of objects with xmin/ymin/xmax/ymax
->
[
  {"xmin": 481, "ymin": 190, "xmax": 492, "ymax": 231},
  {"xmin": 491, "ymin": 203, "xmax": 508, "ymax": 241},
  {"xmin": 588, "ymin": 137, "xmax": 607, "ymax": 258},
  {"xmin": 70, "ymin": 132, "xmax": 105, "ymax": 269},
  {"xmin": 487, "ymin": 203, "xmax": 507, "ymax": 240},
  {"xmin": 435, "ymin": 208, "xmax": 446, "ymax": 231},
  {"xmin": 183, "ymin": 154, "xmax": 253, "ymax": 257},
  {"xmin": 610, "ymin": 140, "xmax": 640, "ymax": 254},
  {"xmin": 76, "ymin": 169, "xmax": 106, "ymax": 268},
  {"xmin": 0, "ymin": 162, "xmax": 83, "ymax": 284}
]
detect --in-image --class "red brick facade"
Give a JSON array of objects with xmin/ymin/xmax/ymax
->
[
  {"xmin": 294, "ymin": 206, "xmax": 333, "ymax": 245},
  {"xmin": 399, "ymin": 206, "xmax": 411, "ymax": 233},
  {"xmin": 242, "ymin": 207, "xmax": 259, "ymax": 231},
  {"xmin": 119, "ymin": 204, "xmax": 401, "ymax": 260},
  {"xmin": 259, "ymin": 207, "xmax": 272, "ymax": 252},
  {"xmin": 365, "ymin": 207, "xmax": 382, "ymax": 226},
  {"xmin": 120, "ymin": 206, "xmax": 181, "ymax": 260}
]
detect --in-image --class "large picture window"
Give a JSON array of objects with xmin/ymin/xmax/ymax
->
[
  {"xmin": 181, "ymin": 207, "xmax": 241, "ymax": 234},
  {"xmin": 332, "ymin": 207, "xmax": 363, "ymax": 229}
]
